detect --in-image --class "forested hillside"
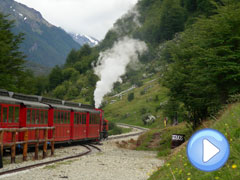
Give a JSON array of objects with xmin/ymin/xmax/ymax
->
[
  {"xmin": 0, "ymin": 0, "xmax": 81, "ymax": 68},
  {"xmin": 0, "ymin": 13, "xmax": 43, "ymax": 94},
  {"xmin": 44, "ymin": 0, "xmax": 240, "ymax": 127},
  {"xmin": 2, "ymin": 0, "xmax": 239, "ymax": 130}
]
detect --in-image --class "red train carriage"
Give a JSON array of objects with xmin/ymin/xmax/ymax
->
[
  {"xmin": 11, "ymin": 94, "xmax": 50, "ymax": 141},
  {"xmin": 0, "ymin": 89, "xmax": 108, "ymax": 146},
  {"xmin": 88, "ymin": 112, "xmax": 101, "ymax": 139},
  {"xmin": 72, "ymin": 111, "xmax": 87, "ymax": 140},
  {"xmin": 41, "ymin": 97, "xmax": 72, "ymax": 142},
  {"xmin": 0, "ymin": 90, "xmax": 21, "ymax": 142}
]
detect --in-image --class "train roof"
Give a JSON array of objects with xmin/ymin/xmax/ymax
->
[
  {"xmin": 0, "ymin": 89, "xmax": 22, "ymax": 104},
  {"xmin": 0, "ymin": 89, "xmax": 98, "ymax": 112},
  {"xmin": 12, "ymin": 93, "xmax": 49, "ymax": 109}
]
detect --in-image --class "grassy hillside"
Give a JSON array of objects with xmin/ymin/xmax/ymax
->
[
  {"xmin": 147, "ymin": 103, "xmax": 240, "ymax": 180},
  {"xmin": 103, "ymin": 73, "xmax": 168, "ymax": 128}
]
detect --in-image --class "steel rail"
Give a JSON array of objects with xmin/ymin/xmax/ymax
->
[{"xmin": 0, "ymin": 144, "xmax": 101, "ymax": 176}]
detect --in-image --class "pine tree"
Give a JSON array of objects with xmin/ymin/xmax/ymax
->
[{"xmin": 0, "ymin": 13, "xmax": 26, "ymax": 90}]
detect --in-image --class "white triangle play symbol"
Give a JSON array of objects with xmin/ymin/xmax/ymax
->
[{"xmin": 203, "ymin": 139, "xmax": 220, "ymax": 163}]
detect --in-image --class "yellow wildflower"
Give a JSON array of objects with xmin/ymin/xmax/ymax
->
[
  {"xmin": 232, "ymin": 164, "xmax": 237, "ymax": 169},
  {"xmin": 215, "ymin": 177, "xmax": 219, "ymax": 179},
  {"xmin": 187, "ymin": 178, "xmax": 191, "ymax": 180},
  {"xmin": 187, "ymin": 172, "xmax": 191, "ymax": 176}
]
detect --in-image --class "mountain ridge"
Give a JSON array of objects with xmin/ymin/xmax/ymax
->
[
  {"xmin": 69, "ymin": 33, "xmax": 99, "ymax": 47},
  {"xmin": 0, "ymin": 0, "xmax": 98, "ymax": 68}
]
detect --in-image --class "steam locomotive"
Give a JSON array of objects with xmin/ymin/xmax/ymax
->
[{"xmin": 0, "ymin": 89, "xmax": 108, "ymax": 144}]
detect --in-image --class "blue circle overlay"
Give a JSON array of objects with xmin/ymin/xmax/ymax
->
[{"xmin": 187, "ymin": 128, "xmax": 230, "ymax": 172}]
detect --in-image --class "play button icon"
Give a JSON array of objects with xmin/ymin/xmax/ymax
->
[
  {"xmin": 203, "ymin": 139, "xmax": 220, "ymax": 162},
  {"xmin": 187, "ymin": 128, "xmax": 230, "ymax": 172}
]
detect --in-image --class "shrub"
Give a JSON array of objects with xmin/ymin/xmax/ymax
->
[{"xmin": 128, "ymin": 92, "xmax": 134, "ymax": 101}]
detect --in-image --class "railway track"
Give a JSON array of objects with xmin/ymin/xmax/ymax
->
[
  {"xmin": 0, "ymin": 144, "xmax": 101, "ymax": 177},
  {"xmin": 107, "ymin": 123, "xmax": 148, "ymax": 140},
  {"xmin": 0, "ymin": 123, "xmax": 147, "ymax": 177}
]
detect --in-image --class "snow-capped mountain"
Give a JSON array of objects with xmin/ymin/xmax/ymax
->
[
  {"xmin": 69, "ymin": 33, "xmax": 99, "ymax": 47},
  {"xmin": 0, "ymin": 0, "xmax": 81, "ymax": 67}
]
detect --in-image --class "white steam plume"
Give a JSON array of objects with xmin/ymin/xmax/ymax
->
[{"xmin": 94, "ymin": 36, "xmax": 147, "ymax": 108}]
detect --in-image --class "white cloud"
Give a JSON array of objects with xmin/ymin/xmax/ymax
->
[{"xmin": 15, "ymin": 0, "xmax": 138, "ymax": 40}]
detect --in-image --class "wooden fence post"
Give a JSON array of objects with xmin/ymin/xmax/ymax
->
[
  {"xmin": 43, "ymin": 129, "xmax": 48, "ymax": 159},
  {"xmin": 35, "ymin": 129, "xmax": 39, "ymax": 160},
  {"xmin": 11, "ymin": 131, "xmax": 16, "ymax": 163},
  {"xmin": 23, "ymin": 130, "xmax": 28, "ymax": 161},
  {"xmin": 51, "ymin": 128, "xmax": 55, "ymax": 156}
]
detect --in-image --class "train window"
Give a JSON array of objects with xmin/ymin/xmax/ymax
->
[
  {"xmin": 66, "ymin": 112, "xmax": 68, "ymax": 124},
  {"xmin": 67, "ymin": 112, "xmax": 69, "ymax": 124},
  {"xmin": 27, "ymin": 109, "xmax": 31, "ymax": 124},
  {"xmin": 61, "ymin": 111, "xmax": 64, "ymax": 124},
  {"xmin": 45, "ymin": 111, "xmax": 48, "ymax": 124},
  {"xmin": 64, "ymin": 112, "xmax": 67, "ymax": 124},
  {"xmin": 35, "ymin": 109, "xmax": 38, "ymax": 124},
  {"xmin": 39, "ymin": 111, "xmax": 45, "ymax": 124},
  {"xmin": 75, "ymin": 113, "xmax": 78, "ymax": 124},
  {"xmin": 32, "ymin": 109, "xmax": 35, "ymax": 124},
  {"xmin": 62, "ymin": 112, "xmax": 65, "ymax": 124},
  {"xmin": 56, "ymin": 111, "xmax": 59, "ymax": 123},
  {"xmin": 3, "ymin": 107, "xmax": 7, "ymax": 123},
  {"xmin": 82, "ymin": 114, "xmax": 86, "ymax": 124},
  {"xmin": 15, "ymin": 107, "xmax": 19, "ymax": 123},
  {"xmin": 9, "ymin": 106, "xmax": 14, "ymax": 123},
  {"xmin": 54, "ymin": 111, "xmax": 58, "ymax": 124},
  {"xmin": 74, "ymin": 113, "xmax": 77, "ymax": 124}
]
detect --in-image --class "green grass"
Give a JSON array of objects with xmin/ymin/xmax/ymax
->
[
  {"xmin": 136, "ymin": 122, "xmax": 193, "ymax": 157},
  {"xmin": 103, "ymin": 74, "xmax": 168, "ymax": 128},
  {"xmin": 148, "ymin": 103, "xmax": 240, "ymax": 180},
  {"xmin": 108, "ymin": 126, "xmax": 132, "ymax": 136},
  {"xmin": 43, "ymin": 159, "xmax": 76, "ymax": 169}
]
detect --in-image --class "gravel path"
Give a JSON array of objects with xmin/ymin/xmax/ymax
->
[{"xmin": 0, "ymin": 128, "xmax": 164, "ymax": 180}]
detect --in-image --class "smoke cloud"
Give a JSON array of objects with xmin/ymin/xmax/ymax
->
[{"xmin": 94, "ymin": 36, "xmax": 147, "ymax": 108}]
